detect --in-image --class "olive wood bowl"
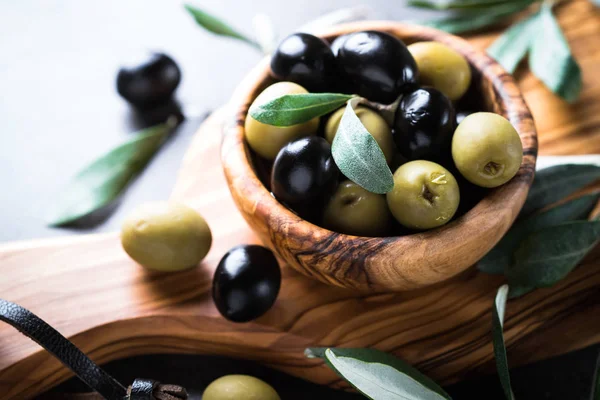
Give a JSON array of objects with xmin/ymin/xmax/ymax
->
[{"xmin": 221, "ymin": 21, "xmax": 537, "ymax": 292}]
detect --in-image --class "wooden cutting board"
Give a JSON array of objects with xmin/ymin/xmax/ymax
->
[{"xmin": 1, "ymin": 1, "xmax": 599, "ymax": 398}]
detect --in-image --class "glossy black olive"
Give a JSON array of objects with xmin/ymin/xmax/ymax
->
[
  {"xmin": 212, "ymin": 245, "xmax": 281, "ymax": 323},
  {"xmin": 393, "ymin": 87, "xmax": 456, "ymax": 161},
  {"xmin": 336, "ymin": 31, "xmax": 418, "ymax": 104},
  {"xmin": 330, "ymin": 34, "xmax": 350, "ymax": 56},
  {"xmin": 271, "ymin": 136, "xmax": 339, "ymax": 218},
  {"xmin": 270, "ymin": 33, "xmax": 336, "ymax": 92},
  {"xmin": 116, "ymin": 52, "xmax": 181, "ymax": 108}
]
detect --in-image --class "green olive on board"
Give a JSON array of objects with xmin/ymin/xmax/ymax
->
[
  {"xmin": 452, "ymin": 112, "xmax": 523, "ymax": 188},
  {"xmin": 245, "ymin": 81, "xmax": 319, "ymax": 160},
  {"xmin": 203, "ymin": 375, "xmax": 280, "ymax": 400},
  {"xmin": 387, "ymin": 161, "xmax": 460, "ymax": 230},
  {"xmin": 325, "ymin": 106, "xmax": 395, "ymax": 165},
  {"xmin": 121, "ymin": 202, "xmax": 212, "ymax": 271},
  {"xmin": 323, "ymin": 180, "xmax": 392, "ymax": 236},
  {"xmin": 408, "ymin": 41, "xmax": 472, "ymax": 101}
]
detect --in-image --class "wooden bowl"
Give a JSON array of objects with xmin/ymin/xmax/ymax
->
[{"xmin": 221, "ymin": 21, "xmax": 537, "ymax": 292}]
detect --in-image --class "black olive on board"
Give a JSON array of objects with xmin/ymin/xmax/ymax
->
[
  {"xmin": 336, "ymin": 30, "xmax": 418, "ymax": 104},
  {"xmin": 270, "ymin": 33, "xmax": 336, "ymax": 92},
  {"xmin": 393, "ymin": 87, "xmax": 456, "ymax": 162},
  {"xmin": 271, "ymin": 136, "xmax": 339, "ymax": 220},
  {"xmin": 212, "ymin": 245, "xmax": 281, "ymax": 323},
  {"xmin": 116, "ymin": 52, "xmax": 181, "ymax": 108}
]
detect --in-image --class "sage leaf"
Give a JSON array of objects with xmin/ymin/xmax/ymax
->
[
  {"xmin": 478, "ymin": 193, "xmax": 600, "ymax": 274},
  {"xmin": 487, "ymin": 13, "xmax": 539, "ymax": 73},
  {"xmin": 492, "ymin": 285, "xmax": 514, "ymax": 400},
  {"xmin": 421, "ymin": 1, "xmax": 534, "ymax": 34},
  {"xmin": 184, "ymin": 4, "xmax": 260, "ymax": 50},
  {"xmin": 306, "ymin": 348, "xmax": 451, "ymax": 400},
  {"xmin": 332, "ymin": 103, "xmax": 394, "ymax": 194},
  {"xmin": 529, "ymin": 2, "xmax": 582, "ymax": 103},
  {"xmin": 409, "ymin": 0, "xmax": 515, "ymax": 10},
  {"xmin": 592, "ymin": 352, "xmax": 600, "ymax": 400},
  {"xmin": 508, "ymin": 285, "xmax": 534, "ymax": 299},
  {"xmin": 519, "ymin": 164, "xmax": 600, "ymax": 218},
  {"xmin": 48, "ymin": 123, "xmax": 172, "ymax": 227},
  {"xmin": 506, "ymin": 220, "xmax": 600, "ymax": 288},
  {"xmin": 249, "ymin": 93, "xmax": 354, "ymax": 127}
]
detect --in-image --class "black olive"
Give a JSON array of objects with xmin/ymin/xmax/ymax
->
[
  {"xmin": 116, "ymin": 52, "xmax": 181, "ymax": 108},
  {"xmin": 393, "ymin": 87, "xmax": 456, "ymax": 162},
  {"xmin": 271, "ymin": 136, "xmax": 339, "ymax": 220},
  {"xmin": 336, "ymin": 31, "xmax": 418, "ymax": 104},
  {"xmin": 270, "ymin": 33, "xmax": 336, "ymax": 92},
  {"xmin": 212, "ymin": 245, "xmax": 281, "ymax": 323},
  {"xmin": 330, "ymin": 34, "xmax": 350, "ymax": 56}
]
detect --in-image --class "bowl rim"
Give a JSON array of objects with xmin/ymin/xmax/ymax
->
[{"xmin": 221, "ymin": 20, "xmax": 538, "ymax": 291}]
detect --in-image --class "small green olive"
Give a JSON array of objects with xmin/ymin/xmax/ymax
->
[
  {"xmin": 323, "ymin": 180, "xmax": 392, "ymax": 236},
  {"xmin": 203, "ymin": 375, "xmax": 280, "ymax": 400},
  {"xmin": 387, "ymin": 161, "xmax": 460, "ymax": 230},
  {"xmin": 325, "ymin": 106, "xmax": 395, "ymax": 165},
  {"xmin": 245, "ymin": 81, "xmax": 319, "ymax": 160},
  {"xmin": 408, "ymin": 41, "xmax": 471, "ymax": 101},
  {"xmin": 121, "ymin": 202, "xmax": 212, "ymax": 272},
  {"xmin": 452, "ymin": 112, "xmax": 523, "ymax": 188}
]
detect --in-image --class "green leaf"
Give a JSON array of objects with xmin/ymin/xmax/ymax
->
[
  {"xmin": 184, "ymin": 4, "xmax": 260, "ymax": 50},
  {"xmin": 421, "ymin": 1, "xmax": 534, "ymax": 34},
  {"xmin": 528, "ymin": 2, "xmax": 582, "ymax": 103},
  {"xmin": 592, "ymin": 352, "xmax": 600, "ymax": 400},
  {"xmin": 249, "ymin": 93, "xmax": 354, "ymax": 127},
  {"xmin": 492, "ymin": 285, "xmax": 515, "ymax": 400},
  {"xmin": 478, "ymin": 193, "xmax": 600, "ymax": 274},
  {"xmin": 506, "ymin": 220, "xmax": 600, "ymax": 288},
  {"xmin": 331, "ymin": 103, "xmax": 394, "ymax": 194},
  {"xmin": 48, "ymin": 123, "xmax": 172, "ymax": 226},
  {"xmin": 306, "ymin": 348, "xmax": 451, "ymax": 400},
  {"xmin": 409, "ymin": 0, "xmax": 518, "ymax": 10},
  {"xmin": 520, "ymin": 164, "xmax": 600, "ymax": 218},
  {"xmin": 507, "ymin": 285, "xmax": 534, "ymax": 299},
  {"xmin": 487, "ymin": 13, "xmax": 539, "ymax": 73}
]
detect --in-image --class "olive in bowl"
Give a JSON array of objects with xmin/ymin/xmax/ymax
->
[
  {"xmin": 116, "ymin": 52, "xmax": 181, "ymax": 108},
  {"xmin": 222, "ymin": 22, "xmax": 536, "ymax": 292},
  {"xmin": 203, "ymin": 375, "xmax": 280, "ymax": 400}
]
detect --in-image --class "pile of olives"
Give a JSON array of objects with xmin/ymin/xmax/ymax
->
[{"xmin": 245, "ymin": 30, "xmax": 523, "ymax": 235}]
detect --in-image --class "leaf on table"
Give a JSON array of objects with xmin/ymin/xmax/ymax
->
[
  {"xmin": 409, "ymin": 0, "xmax": 520, "ymax": 10},
  {"xmin": 506, "ymin": 220, "xmax": 600, "ymax": 288},
  {"xmin": 592, "ymin": 351, "xmax": 600, "ymax": 400},
  {"xmin": 306, "ymin": 347, "xmax": 452, "ymax": 400},
  {"xmin": 420, "ymin": 1, "xmax": 535, "ymax": 34},
  {"xmin": 184, "ymin": 4, "xmax": 260, "ymax": 50},
  {"xmin": 252, "ymin": 13, "xmax": 278, "ymax": 54},
  {"xmin": 332, "ymin": 103, "xmax": 394, "ymax": 194},
  {"xmin": 249, "ymin": 93, "xmax": 354, "ymax": 126},
  {"xmin": 492, "ymin": 285, "xmax": 515, "ymax": 400},
  {"xmin": 487, "ymin": 13, "xmax": 539, "ymax": 73},
  {"xmin": 507, "ymin": 285, "xmax": 534, "ymax": 299},
  {"xmin": 47, "ymin": 123, "xmax": 173, "ymax": 227},
  {"xmin": 519, "ymin": 164, "xmax": 600, "ymax": 218},
  {"xmin": 478, "ymin": 192, "xmax": 600, "ymax": 274},
  {"xmin": 298, "ymin": 6, "xmax": 373, "ymax": 33},
  {"xmin": 528, "ymin": 2, "xmax": 582, "ymax": 103}
]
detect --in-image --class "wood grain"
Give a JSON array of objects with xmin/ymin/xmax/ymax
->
[
  {"xmin": 0, "ymin": 1, "xmax": 599, "ymax": 398},
  {"xmin": 222, "ymin": 22, "xmax": 538, "ymax": 292}
]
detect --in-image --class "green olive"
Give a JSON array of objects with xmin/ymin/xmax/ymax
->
[
  {"xmin": 408, "ymin": 42, "xmax": 471, "ymax": 101},
  {"xmin": 387, "ymin": 161, "xmax": 460, "ymax": 230},
  {"xmin": 323, "ymin": 180, "xmax": 392, "ymax": 236},
  {"xmin": 121, "ymin": 202, "xmax": 212, "ymax": 272},
  {"xmin": 325, "ymin": 106, "xmax": 395, "ymax": 165},
  {"xmin": 452, "ymin": 112, "xmax": 523, "ymax": 188},
  {"xmin": 203, "ymin": 375, "xmax": 280, "ymax": 400},
  {"xmin": 245, "ymin": 81, "xmax": 319, "ymax": 160}
]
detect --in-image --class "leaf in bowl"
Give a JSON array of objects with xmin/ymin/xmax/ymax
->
[{"xmin": 492, "ymin": 285, "xmax": 515, "ymax": 400}]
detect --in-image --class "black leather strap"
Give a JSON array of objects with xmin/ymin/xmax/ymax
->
[{"xmin": 0, "ymin": 299, "xmax": 187, "ymax": 400}]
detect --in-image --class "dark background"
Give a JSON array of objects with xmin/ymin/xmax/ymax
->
[{"xmin": 0, "ymin": 0, "xmax": 597, "ymax": 399}]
